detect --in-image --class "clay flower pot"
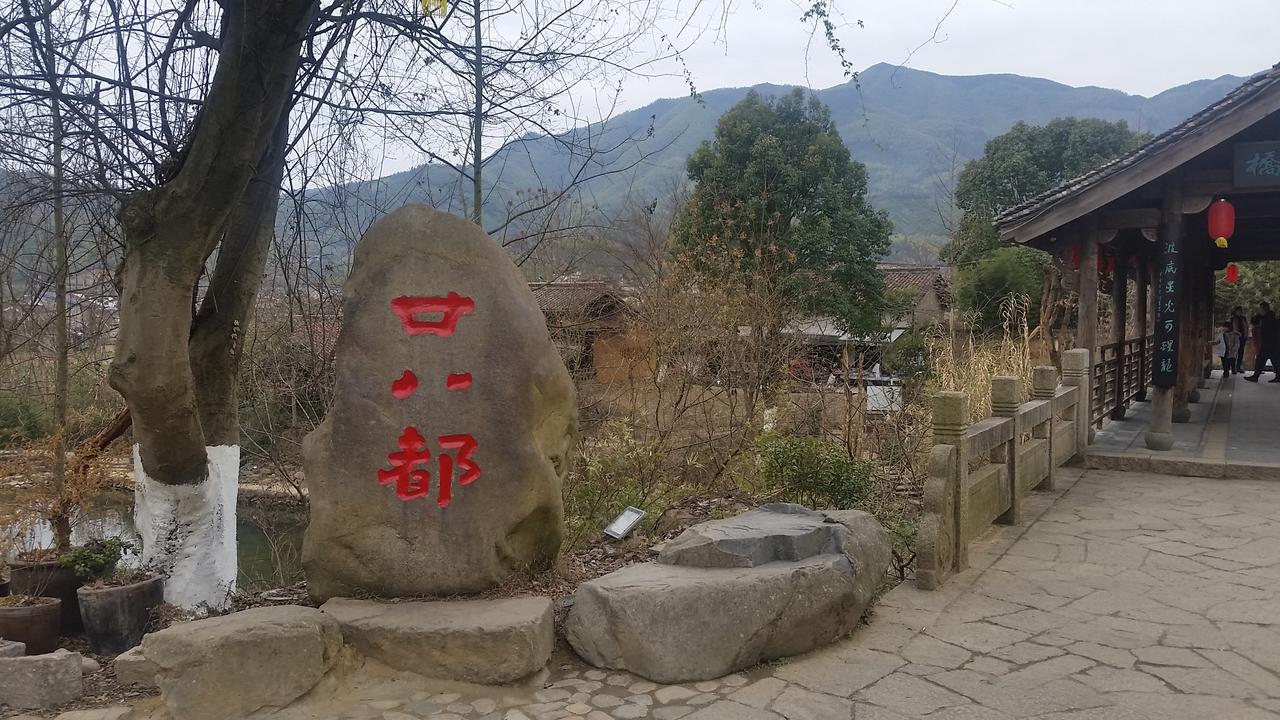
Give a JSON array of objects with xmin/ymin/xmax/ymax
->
[
  {"xmin": 0, "ymin": 596, "xmax": 62, "ymax": 654},
  {"xmin": 77, "ymin": 575, "xmax": 164, "ymax": 654},
  {"xmin": 8, "ymin": 558, "xmax": 83, "ymax": 633}
]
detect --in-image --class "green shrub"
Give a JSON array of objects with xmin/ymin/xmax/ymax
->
[
  {"xmin": 60, "ymin": 537, "xmax": 134, "ymax": 580},
  {"xmin": 755, "ymin": 433, "xmax": 872, "ymax": 509},
  {"xmin": 0, "ymin": 396, "xmax": 46, "ymax": 446},
  {"xmin": 563, "ymin": 421, "xmax": 693, "ymax": 550}
]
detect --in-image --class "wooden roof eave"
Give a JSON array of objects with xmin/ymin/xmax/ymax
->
[{"xmin": 997, "ymin": 79, "xmax": 1280, "ymax": 248}]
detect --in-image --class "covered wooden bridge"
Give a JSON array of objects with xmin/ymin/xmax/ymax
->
[{"xmin": 996, "ymin": 64, "xmax": 1280, "ymax": 466}]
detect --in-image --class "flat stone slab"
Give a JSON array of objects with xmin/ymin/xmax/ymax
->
[
  {"xmin": 141, "ymin": 605, "xmax": 341, "ymax": 720},
  {"xmin": 566, "ymin": 552, "xmax": 888, "ymax": 683},
  {"xmin": 0, "ymin": 649, "xmax": 83, "ymax": 709},
  {"xmin": 320, "ymin": 596, "xmax": 554, "ymax": 684},
  {"xmin": 657, "ymin": 504, "xmax": 874, "ymax": 568}
]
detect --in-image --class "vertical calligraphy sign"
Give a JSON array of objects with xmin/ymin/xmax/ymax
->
[
  {"xmin": 1152, "ymin": 231, "xmax": 1180, "ymax": 387},
  {"xmin": 377, "ymin": 292, "xmax": 482, "ymax": 508}
]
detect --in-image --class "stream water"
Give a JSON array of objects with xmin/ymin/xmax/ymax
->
[{"xmin": 1, "ymin": 488, "xmax": 306, "ymax": 592}]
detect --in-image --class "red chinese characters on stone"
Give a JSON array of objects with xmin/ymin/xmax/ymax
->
[
  {"xmin": 390, "ymin": 292, "xmax": 475, "ymax": 337},
  {"xmin": 378, "ymin": 292, "xmax": 481, "ymax": 508},
  {"xmin": 377, "ymin": 427, "xmax": 432, "ymax": 501}
]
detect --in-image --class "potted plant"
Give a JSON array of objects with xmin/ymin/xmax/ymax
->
[
  {"xmin": 0, "ymin": 587, "xmax": 62, "ymax": 654},
  {"xmin": 64, "ymin": 538, "xmax": 163, "ymax": 654},
  {"xmin": 9, "ymin": 544, "xmax": 84, "ymax": 633}
]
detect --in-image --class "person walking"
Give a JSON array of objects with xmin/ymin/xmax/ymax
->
[
  {"xmin": 1246, "ymin": 302, "xmax": 1280, "ymax": 382},
  {"xmin": 1232, "ymin": 305, "xmax": 1250, "ymax": 373},
  {"xmin": 1220, "ymin": 321, "xmax": 1241, "ymax": 376}
]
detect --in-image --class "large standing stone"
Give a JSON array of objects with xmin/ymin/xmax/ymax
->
[
  {"xmin": 140, "ymin": 605, "xmax": 341, "ymax": 720},
  {"xmin": 0, "ymin": 650, "xmax": 83, "ymax": 709},
  {"xmin": 566, "ymin": 507, "xmax": 891, "ymax": 683},
  {"xmin": 303, "ymin": 205, "xmax": 576, "ymax": 601},
  {"xmin": 320, "ymin": 596, "xmax": 554, "ymax": 683}
]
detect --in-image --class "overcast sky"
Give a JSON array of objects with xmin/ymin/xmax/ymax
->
[{"xmin": 619, "ymin": 0, "xmax": 1279, "ymax": 111}]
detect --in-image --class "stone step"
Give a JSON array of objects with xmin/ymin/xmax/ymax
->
[{"xmin": 320, "ymin": 596, "xmax": 554, "ymax": 684}]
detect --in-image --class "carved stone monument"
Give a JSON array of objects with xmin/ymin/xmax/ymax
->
[{"xmin": 302, "ymin": 205, "xmax": 576, "ymax": 601}]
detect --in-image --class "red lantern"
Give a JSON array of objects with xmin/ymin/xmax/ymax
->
[
  {"xmin": 1209, "ymin": 198, "xmax": 1235, "ymax": 249},
  {"xmin": 1071, "ymin": 242, "xmax": 1081, "ymax": 271},
  {"xmin": 1226, "ymin": 263, "xmax": 1240, "ymax": 283}
]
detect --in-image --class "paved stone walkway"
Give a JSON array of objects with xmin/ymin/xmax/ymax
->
[{"xmin": 124, "ymin": 467, "xmax": 1280, "ymax": 720}]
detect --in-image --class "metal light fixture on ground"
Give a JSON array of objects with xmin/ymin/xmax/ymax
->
[{"xmin": 603, "ymin": 507, "xmax": 646, "ymax": 540}]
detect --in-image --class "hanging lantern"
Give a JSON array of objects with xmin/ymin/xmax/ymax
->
[
  {"xmin": 1226, "ymin": 263, "xmax": 1240, "ymax": 283},
  {"xmin": 1071, "ymin": 242, "xmax": 1081, "ymax": 271},
  {"xmin": 1208, "ymin": 198, "xmax": 1235, "ymax": 249}
]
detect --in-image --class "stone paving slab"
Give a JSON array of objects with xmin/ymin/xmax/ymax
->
[{"xmin": 116, "ymin": 467, "xmax": 1280, "ymax": 719}]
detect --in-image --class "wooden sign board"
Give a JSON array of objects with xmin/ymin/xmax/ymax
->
[
  {"xmin": 1234, "ymin": 141, "xmax": 1280, "ymax": 188},
  {"xmin": 1152, "ymin": 234, "xmax": 1180, "ymax": 388}
]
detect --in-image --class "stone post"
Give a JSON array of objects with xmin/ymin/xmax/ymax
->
[
  {"xmin": 991, "ymin": 376, "xmax": 1021, "ymax": 525},
  {"xmin": 933, "ymin": 391, "xmax": 969, "ymax": 571},
  {"xmin": 1032, "ymin": 365, "xmax": 1057, "ymax": 490},
  {"xmin": 1061, "ymin": 349, "xmax": 1091, "ymax": 460}
]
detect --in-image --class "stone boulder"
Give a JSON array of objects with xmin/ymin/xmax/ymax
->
[
  {"xmin": 321, "ymin": 596, "xmax": 553, "ymax": 684},
  {"xmin": 303, "ymin": 205, "xmax": 576, "ymax": 602},
  {"xmin": 657, "ymin": 503, "xmax": 862, "ymax": 568},
  {"xmin": 0, "ymin": 649, "xmax": 83, "ymax": 709},
  {"xmin": 0, "ymin": 638, "xmax": 25, "ymax": 657},
  {"xmin": 140, "ymin": 605, "xmax": 341, "ymax": 720},
  {"xmin": 113, "ymin": 646, "xmax": 160, "ymax": 688},
  {"xmin": 566, "ymin": 507, "xmax": 890, "ymax": 683}
]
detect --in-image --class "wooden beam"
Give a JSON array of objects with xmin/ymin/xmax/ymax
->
[
  {"xmin": 1182, "ymin": 195, "xmax": 1214, "ymax": 214},
  {"xmin": 1100, "ymin": 208, "xmax": 1162, "ymax": 232},
  {"xmin": 1110, "ymin": 254, "xmax": 1130, "ymax": 420}
]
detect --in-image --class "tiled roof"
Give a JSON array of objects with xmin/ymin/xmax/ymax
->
[
  {"xmin": 529, "ymin": 281, "xmax": 628, "ymax": 319},
  {"xmin": 996, "ymin": 63, "xmax": 1280, "ymax": 230},
  {"xmin": 880, "ymin": 264, "xmax": 949, "ymax": 295}
]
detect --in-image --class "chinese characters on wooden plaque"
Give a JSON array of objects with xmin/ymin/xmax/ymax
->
[{"xmin": 1152, "ymin": 236, "xmax": 1180, "ymax": 388}]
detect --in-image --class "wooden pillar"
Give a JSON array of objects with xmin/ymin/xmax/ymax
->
[
  {"xmin": 1146, "ymin": 174, "xmax": 1181, "ymax": 450},
  {"xmin": 1135, "ymin": 256, "xmax": 1149, "ymax": 401},
  {"xmin": 1077, "ymin": 222, "xmax": 1100, "ymax": 358},
  {"xmin": 1110, "ymin": 251, "xmax": 1130, "ymax": 420}
]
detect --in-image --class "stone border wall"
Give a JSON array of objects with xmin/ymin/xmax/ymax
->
[{"xmin": 914, "ymin": 349, "xmax": 1091, "ymax": 590}]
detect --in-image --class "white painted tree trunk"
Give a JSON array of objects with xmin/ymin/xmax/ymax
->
[{"xmin": 132, "ymin": 444, "xmax": 239, "ymax": 610}]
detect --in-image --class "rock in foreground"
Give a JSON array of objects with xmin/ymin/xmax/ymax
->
[
  {"xmin": 141, "ymin": 605, "xmax": 341, "ymax": 720},
  {"xmin": 321, "ymin": 596, "xmax": 553, "ymax": 684},
  {"xmin": 303, "ymin": 205, "xmax": 576, "ymax": 601},
  {"xmin": 0, "ymin": 649, "xmax": 82, "ymax": 709},
  {"xmin": 566, "ymin": 506, "xmax": 890, "ymax": 683}
]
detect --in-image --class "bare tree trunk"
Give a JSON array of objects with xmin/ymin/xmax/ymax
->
[
  {"xmin": 471, "ymin": 0, "xmax": 484, "ymax": 225},
  {"xmin": 34, "ymin": 0, "xmax": 72, "ymax": 552},
  {"xmin": 107, "ymin": 0, "xmax": 317, "ymax": 609}
]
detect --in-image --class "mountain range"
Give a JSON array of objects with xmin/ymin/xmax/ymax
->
[{"xmin": 328, "ymin": 63, "xmax": 1251, "ymax": 264}]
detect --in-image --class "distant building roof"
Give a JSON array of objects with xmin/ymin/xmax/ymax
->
[
  {"xmin": 529, "ymin": 281, "xmax": 630, "ymax": 325},
  {"xmin": 996, "ymin": 63, "xmax": 1280, "ymax": 243},
  {"xmin": 880, "ymin": 264, "xmax": 950, "ymax": 296}
]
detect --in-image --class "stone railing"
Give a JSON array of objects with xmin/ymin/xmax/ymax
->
[{"xmin": 915, "ymin": 349, "xmax": 1091, "ymax": 590}]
